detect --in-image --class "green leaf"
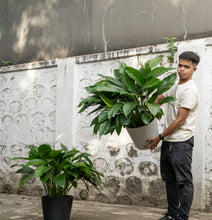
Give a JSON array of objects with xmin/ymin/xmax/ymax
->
[
  {"xmin": 115, "ymin": 116, "xmax": 122, "ymax": 135},
  {"xmin": 158, "ymin": 96, "xmax": 176, "ymax": 105},
  {"xmin": 78, "ymin": 95, "xmax": 101, "ymax": 107},
  {"xmin": 26, "ymin": 159, "xmax": 47, "ymax": 166},
  {"xmin": 40, "ymin": 171, "xmax": 52, "ymax": 183},
  {"xmin": 61, "ymin": 143, "xmax": 68, "ymax": 152},
  {"xmin": 49, "ymin": 150, "xmax": 62, "ymax": 159},
  {"xmin": 123, "ymin": 102, "xmax": 138, "ymax": 117},
  {"xmin": 146, "ymin": 103, "xmax": 161, "ymax": 116},
  {"xmin": 16, "ymin": 167, "xmax": 35, "ymax": 174},
  {"xmin": 147, "ymin": 67, "xmax": 175, "ymax": 79},
  {"xmin": 38, "ymin": 144, "xmax": 51, "ymax": 158},
  {"xmin": 99, "ymin": 120, "xmax": 111, "ymax": 136},
  {"xmin": 53, "ymin": 174, "xmax": 66, "ymax": 188},
  {"xmin": 108, "ymin": 103, "xmax": 122, "ymax": 119},
  {"xmin": 157, "ymin": 72, "xmax": 177, "ymax": 94},
  {"xmin": 34, "ymin": 165, "xmax": 52, "ymax": 178},
  {"xmin": 19, "ymin": 174, "xmax": 33, "ymax": 188},
  {"xmin": 66, "ymin": 170, "xmax": 78, "ymax": 179},
  {"xmin": 144, "ymin": 62, "xmax": 151, "ymax": 74},
  {"xmin": 93, "ymin": 122, "xmax": 100, "ymax": 135},
  {"xmin": 99, "ymin": 94, "xmax": 114, "ymax": 107},
  {"xmin": 125, "ymin": 66, "xmax": 144, "ymax": 87},
  {"xmin": 119, "ymin": 115, "xmax": 130, "ymax": 127},
  {"xmin": 95, "ymin": 81, "xmax": 123, "ymax": 93},
  {"xmin": 98, "ymin": 74, "xmax": 123, "ymax": 87},
  {"xmin": 142, "ymin": 78, "xmax": 162, "ymax": 89},
  {"xmin": 156, "ymin": 108, "xmax": 164, "ymax": 120},
  {"xmin": 98, "ymin": 109, "xmax": 109, "ymax": 123},
  {"xmin": 141, "ymin": 112, "xmax": 153, "ymax": 125},
  {"xmin": 28, "ymin": 145, "xmax": 38, "ymax": 159},
  {"xmin": 146, "ymin": 57, "xmax": 161, "ymax": 69}
]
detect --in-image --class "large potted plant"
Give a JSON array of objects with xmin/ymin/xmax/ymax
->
[
  {"xmin": 78, "ymin": 57, "xmax": 177, "ymax": 149},
  {"xmin": 11, "ymin": 141, "xmax": 104, "ymax": 220}
]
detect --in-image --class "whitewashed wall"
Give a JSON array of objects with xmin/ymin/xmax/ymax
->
[{"xmin": 0, "ymin": 38, "xmax": 211, "ymax": 209}]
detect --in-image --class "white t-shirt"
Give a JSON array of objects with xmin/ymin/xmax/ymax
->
[{"xmin": 163, "ymin": 80, "xmax": 200, "ymax": 142}]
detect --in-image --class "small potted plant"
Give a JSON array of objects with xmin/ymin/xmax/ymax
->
[
  {"xmin": 78, "ymin": 57, "xmax": 177, "ymax": 149},
  {"xmin": 11, "ymin": 140, "xmax": 104, "ymax": 220}
]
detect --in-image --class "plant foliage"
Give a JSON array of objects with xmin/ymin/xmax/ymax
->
[
  {"xmin": 11, "ymin": 144, "xmax": 104, "ymax": 198},
  {"xmin": 78, "ymin": 57, "xmax": 177, "ymax": 136},
  {"xmin": 164, "ymin": 37, "xmax": 178, "ymax": 63}
]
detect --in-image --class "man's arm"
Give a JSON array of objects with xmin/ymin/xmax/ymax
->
[
  {"xmin": 145, "ymin": 107, "xmax": 190, "ymax": 150},
  {"xmin": 154, "ymin": 95, "xmax": 165, "ymax": 104}
]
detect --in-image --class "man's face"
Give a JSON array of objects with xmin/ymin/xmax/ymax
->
[{"xmin": 177, "ymin": 59, "xmax": 197, "ymax": 84}]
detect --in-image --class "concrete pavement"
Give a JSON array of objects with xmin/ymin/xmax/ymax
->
[{"xmin": 0, "ymin": 193, "xmax": 212, "ymax": 220}]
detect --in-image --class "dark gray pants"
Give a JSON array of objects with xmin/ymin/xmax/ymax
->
[{"xmin": 160, "ymin": 137, "xmax": 194, "ymax": 220}]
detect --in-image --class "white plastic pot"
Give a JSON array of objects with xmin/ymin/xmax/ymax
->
[{"xmin": 126, "ymin": 119, "xmax": 158, "ymax": 150}]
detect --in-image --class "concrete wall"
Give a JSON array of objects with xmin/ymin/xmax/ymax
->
[
  {"xmin": 1, "ymin": 0, "xmax": 212, "ymax": 65},
  {"xmin": 0, "ymin": 37, "xmax": 211, "ymax": 209}
]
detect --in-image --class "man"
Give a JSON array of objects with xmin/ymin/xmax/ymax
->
[{"xmin": 145, "ymin": 51, "xmax": 200, "ymax": 220}]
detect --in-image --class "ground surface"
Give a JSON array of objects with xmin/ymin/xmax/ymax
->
[{"xmin": 0, "ymin": 194, "xmax": 212, "ymax": 220}]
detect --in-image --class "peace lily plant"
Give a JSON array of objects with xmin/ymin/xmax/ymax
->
[
  {"xmin": 78, "ymin": 57, "xmax": 177, "ymax": 137},
  {"xmin": 11, "ymin": 136, "xmax": 104, "ymax": 198}
]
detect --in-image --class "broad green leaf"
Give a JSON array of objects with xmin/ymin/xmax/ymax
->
[
  {"xmin": 156, "ymin": 108, "xmax": 164, "ymax": 120},
  {"xmin": 93, "ymin": 122, "xmax": 100, "ymax": 135},
  {"xmin": 28, "ymin": 145, "xmax": 38, "ymax": 159},
  {"xmin": 19, "ymin": 174, "xmax": 33, "ymax": 188},
  {"xmin": 95, "ymin": 81, "xmax": 123, "ymax": 93},
  {"xmin": 119, "ymin": 72, "xmax": 135, "ymax": 92},
  {"xmin": 61, "ymin": 143, "xmax": 68, "ymax": 152},
  {"xmin": 114, "ymin": 69, "xmax": 120, "ymax": 80},
  {"xmin": 123, "ymin": 102, "xmax": 138, "ymax": 117},
  {"xmin": 119, "ymin": 63, "xmax": 126, "ymax": 73},
  {"xmin": 144, "ymin": 62, "xmax": 151, "ymax": 74},
  {"xmin": 49, "ymin": 150, "xmax": 62, "ymax": 159},
  {"xmin": 142, "ymin": 78, "xmax": 161, "ymax": 89},
  {"xmin": 108, "ymin": 103, "xmax": 122, "ymax": 119},
  {"xmin": 16, "ymin": 166, "xmax": 34, "ymax": 174},
  {"xmin": 115, "ymin": 115, "xmax": 122, "ymax": 135},
  {"xmin": 98, "ymin": 74, "xmax": 123, "ymax": 87},
  {"xmin": 78, "ymin": 95, "xmax": 101, "ymax": 107},
  {"xmin": 146, "ymin": 67, "xmax": 175, "ymax": 79},
  {"xmin": 146, "ymin": 57, "xmax": 161, "ymax": 69},
  {"xmin": 119, "ymin": 115, "xmax": 130, "ymax": 127},
  {"xmin": 26, "ymin": 159, "xmax": 47, "ymax": 166},
  {"xmin": 87, "ymin": 106, "xmax": 104, "ymax": 116},
  {"xmin": 158, "ymin": 96, "xmax": 176, "ymax": 105},
  {"xmin": 90, "ymin": 115, "xmax": 99, "ymax": 126},
  {"xmin": 66, "ymin": 170, "xmax": 78, "ymax": 179},
  {"xmin": 98, "ymin": 109, "xmax": 109, "ymax": 123},
  {"xmin": 38, "ymin": 144, "xmax": 51, "ymax": 158},
  {"xmin": 99, "ymin": 120, "xmax": 111, "ymax": 136},
  {"xmin": 157, "ymin": 72, "xmax": 177, "ymax": 94},
  {"xmin": 99, "ymin": 94, "xmax": 114, "ymax": 107},
  {"xmin": 40, "ymin": 171, "xmax": 52, "ymax": 183},
  {"xmin": 125, "ymin": 66, "xmax": 144, "ymax": 87},
  {"xmin": 146, "ymin": 103, "xmax": 161, "ymax": 116},
  {"xmin": 34, "ymin": 165, "xmax": 52, "ymax": 178},
  {"xmin": 53, "ymin": 174, "xmax": 66, "ymax": 188},
  {"xmin": 141, "ymin": 112, "xmax": 153, "ymax": 125}
]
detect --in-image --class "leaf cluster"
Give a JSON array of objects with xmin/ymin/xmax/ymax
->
[
  {"xmin": 164, "ymin": 37, "xmax": 178, "ymax": 63},
  {"xmin": 11, "ymin": 144, "xmax": 104, "ymax": 198},
  {"xmin": 78, "ymin": 57, "xmax": 177, "ymax": 137}
]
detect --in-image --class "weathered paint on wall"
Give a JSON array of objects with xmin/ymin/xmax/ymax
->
[
  {"xmin": 0, "ymin": 38, "xmax": 211, "ymax": 209},
  {"xmin": 1, "ymin": 0, "xmax": 212, "ymax": 65}
]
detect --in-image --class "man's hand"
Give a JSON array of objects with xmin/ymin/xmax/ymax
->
[{"xmin": 144, "ymin": 136, "xmax": 161, "ymax": 150}]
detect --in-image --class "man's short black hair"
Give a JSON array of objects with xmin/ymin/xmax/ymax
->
[{"xmin": 179, "ymin": 51, "xmax": 200, "ymax": 66}]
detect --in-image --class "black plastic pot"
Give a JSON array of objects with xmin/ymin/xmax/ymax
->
[{"xmin": 41, "ymin": 195, "xmax": 73, "ymax": 220}]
